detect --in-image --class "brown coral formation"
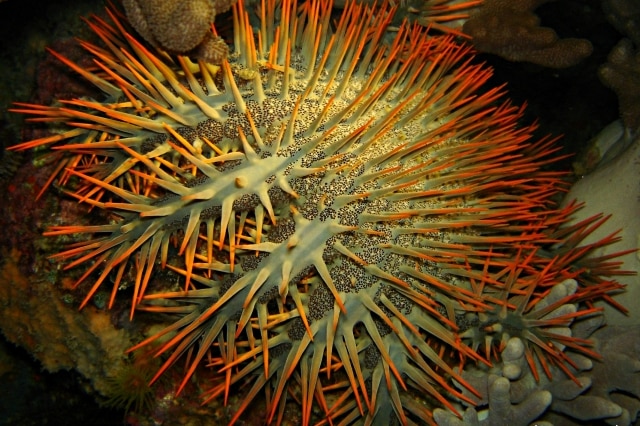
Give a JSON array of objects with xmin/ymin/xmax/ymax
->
[
  {"xmin": 599, "ymin": 39, "xmax": 640, "ymax": 130},
  {"xmin": 603, "ymin": 0, "xmax": 640, "ymax": 46},
  {"xmin": 599, "ymin": 39, "xmax": 640, "ymax": 134},
  {"xmin": 599, "ymin": 0, "xmax": 640, "ymax": 133},
  {"xmin": 122, "ymin": 0, "xmax": 236, "ymax": 64},
  {"xmin": 462, "ymin": 0, "xmax": 593, "ymax": 68}
]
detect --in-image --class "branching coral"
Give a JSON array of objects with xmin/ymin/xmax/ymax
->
[
  {"xmin": 462, "ymin": 0, "xmax": 593, "ymax": 68},
  {"xmin": 435, "ymin": 302, "xmax": 640, "ymax": 425},
  {"xmin": 603, "ymin": 0, "xmax": 640, "ymax": 47},
  {"xmin": 580, "ymin": 325, "xmax": 640, "ymax": 425},
  {"xmin": 599, "ymin": 39, "xmax": 640, "ymax": 132},
  {"xmin": 122, "ymin": 0, "xmax": 236, "ymax": 64},
  {"xmin": 433, "ymin": 339, "xmax": 554, "ymax": 426}
]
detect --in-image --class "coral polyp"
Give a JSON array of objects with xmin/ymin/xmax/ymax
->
[{"xmin": 9, "ymin": 0, "xmax": 629, "ymax": 424}]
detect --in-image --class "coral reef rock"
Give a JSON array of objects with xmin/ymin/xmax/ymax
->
[{"xmin": 0, "ymin": 249, "xmax": 135, "ymax": 397}]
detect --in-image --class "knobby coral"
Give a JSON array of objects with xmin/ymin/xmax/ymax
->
[
  {"xmin": 8, "ymin": 0, "xmax": 630, "ymax": 424},
  {"xmin": 435, "ymin": 311, "xmax": 640, "ymax": 425},
  {"xmin": 122, "ymin": 0, "xmax": 236, "ymax": 64}
]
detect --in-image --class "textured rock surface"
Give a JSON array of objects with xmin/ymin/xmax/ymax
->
[{"xmin": 0, "ymin": 249, "xmax": 133, "ymax": 396}]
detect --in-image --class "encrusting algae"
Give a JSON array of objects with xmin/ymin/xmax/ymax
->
[{"xmin": 6, "ymin": 0, "xmax": 634, "ymax": 424}]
